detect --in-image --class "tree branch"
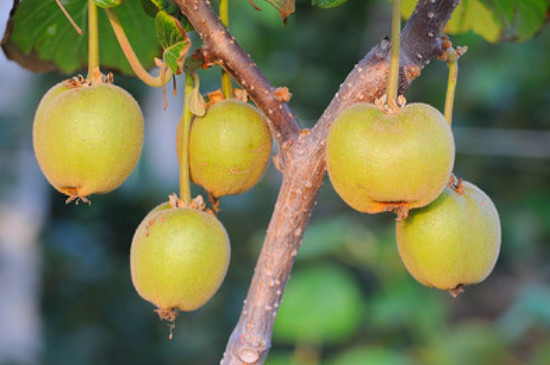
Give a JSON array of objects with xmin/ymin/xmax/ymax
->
[
  {"xmin": 173, "ymin": 1, "xmax": 459, "ymax": 364},
  {"xmin": 312, "ymin": 0, "xmax": 459, "ymax": 140},
  {"xmin": 172, "ymin": 0, "xmax": 301, "ymax": 148}
]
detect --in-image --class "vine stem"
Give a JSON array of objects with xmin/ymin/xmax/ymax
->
[
  {"xmin": 179, "ymin": 72, "xmax": 194, "ymax": 205},
  {"xmin": 105, "ymin": 8, "xmax": 173, "ymax": 87},
  {"xmin": 87, "ymin": 0, "xmax": 99, "ymax": 82},
  {"xmin": 444, "ymin": 47, "xmax": 459, "ymax": 126},
  {"xmin": 386, "ymin": 0, "xmax": 401, "ymax": 105},
  {"xmin": 55, "ymin": 0, "xmax": 83, "ymax": 35},
  {"xmin": 219, "ymin": 0, "xmax": 233, "ymax": 99}
]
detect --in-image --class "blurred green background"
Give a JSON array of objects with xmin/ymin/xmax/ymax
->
[{"xmin": 1, "ymin": 0, "xmax": 550, "ymax": 364}]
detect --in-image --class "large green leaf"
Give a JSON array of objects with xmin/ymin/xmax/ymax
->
[
  {"xmin": 402, "ymin": 0, "xmax": 550, "ymax": 42},
  {"xmin": 2, "ymin": 0, "xmax": 161, "ymax": 76}
]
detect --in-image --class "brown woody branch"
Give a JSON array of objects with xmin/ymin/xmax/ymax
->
[
  {"xmin": 172, "ymin": 0, "xmax": 301, "ymax": 148},
  {"xmin": 173, "ymin": 1, "xmax": 459, "ymax": 364}
]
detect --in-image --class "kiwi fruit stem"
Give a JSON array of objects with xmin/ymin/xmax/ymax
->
[
  {"xmin": 219, "ymin": 0, "xmax": 233, "ymax": 99},
  {"xmin": 386, "ymin": 0, "xmax": 401, "ymax": 106},
  {"xmin": 88, "ymin": 0, "xmax": 100, "ymax": 84},
  {"xmin": 105, "ymin": 8, "xmax": 173, "ymax": 87},
  {"xmin": 179, "ymin": 72, "xmax": 195, "ymax": 205},
  {"xmin": 444, "ymin": 47, "xmax": 459, "ymax": 126}
]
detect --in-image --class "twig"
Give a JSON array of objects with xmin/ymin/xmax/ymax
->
[
  {"xmin": 172, "ymin": 0, "xmax": 301, "ymax": 148},
  {"xmin": 172, "ymin": 1, "xmax": 460, "ymax": 364}
]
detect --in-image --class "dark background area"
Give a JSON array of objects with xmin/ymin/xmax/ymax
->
[{"xmin": 1, "ymin": 1, "xmax": 549, "ymax": 364}]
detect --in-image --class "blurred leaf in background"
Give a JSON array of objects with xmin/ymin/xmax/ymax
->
[
  {"xmin": 273, "ymin": 263, "xmax": 364, "ymax": 345},
  {"xmin": 401, "ymin": 0, "xmax": 550, "ymax": 42},
  {"xmin": 325, "ymin": 346, "xmax": 416, "ymax": 365}
]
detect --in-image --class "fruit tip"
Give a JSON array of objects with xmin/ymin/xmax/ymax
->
[
  {"xmin": 448, "ymin": 284, "xmax": 464, "ymax": 298},
  {"xmin": 64, "ymin": 188, "xmax": 91, "ymax": 206},
  {"xmin": 155, "ymin": 307, "xmax": 179, "ymax": 339},
  {"xmin": 448, "ymin": 174, "xmax": 465, "ymax": 195},
  {"xmin": 208, "ymin": 193, "xmax": 221, "ymax": 213}
]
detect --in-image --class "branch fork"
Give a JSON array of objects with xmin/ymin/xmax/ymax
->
[{"xmin": 171, "ymin": 1, "xmax": 460, "ymax": 364}]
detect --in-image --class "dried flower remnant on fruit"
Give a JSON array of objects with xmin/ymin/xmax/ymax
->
[
  {"xmin": 449, "ymin": 284, "xmax": 464, "ymax": 298},
  {"xmin": 168, "ymin": 193, "xmax": 206, "ymax": 211},
  {"xmin": 155, "ymin": 308, "xmax": 178, "ymax": 340},
  {"xmin": 374, "ymin": 94, "xmax": 407, "ymax": 114},
  {"xmin": 447, "ymin": 174, "xmax": 465, "ymax": 195},
  {"xmin": 206, "ymin": 89, "xmax": 225, "ymax": 106},
  {"xmin": 234, "ymin": 88, "xmax": 249, "ymax": 102},
  {"xmin": 63, "ymin": 188, "xmax": 91, "ymax": 205}
]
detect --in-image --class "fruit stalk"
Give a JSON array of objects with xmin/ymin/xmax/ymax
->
[
  {"xmin": 386, "ymin": 0, "xmax": 401, "ymax": 105},
  {"xmin": 172, "ymin": 0, "xmax": 301, "ymax": 146},
  {"xmin": 55, "ymin": 0, "xmax": 83, "ymax": 35},
  {"xmin": 88, "ymin": 0, "xmax": 100, "ymax": 82},
  {"xmin": 219, "ymin": 0, "xmax": 233, "ymax": 99},
  {"xmin": 179, "ymin": 72, "xmax": 195, "ymax": 205},
  {"xmin": 105, "ymin": 8, "xmax": 173, "ymax": 87},
  {"xmin": 444, "ymin": 47, "xmax": 459, "ymax": 126}
]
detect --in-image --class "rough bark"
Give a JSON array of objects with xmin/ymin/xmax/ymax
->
[
  {"xmin": 172, "ymin": 0, "xmax": 460, "ymax": 364},
  {"xmin": 173, "ymin": 0, "xmax": 301, "ymax": 147}
]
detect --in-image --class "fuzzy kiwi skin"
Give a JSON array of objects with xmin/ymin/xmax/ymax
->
[
  {"xmin": 396, "ymin": 181, "xmax": 501, "ymax": 291},
  {"xmin": 180, "ymin": 99, "xmax": 272, "ymax": 198},
  {"xmin": 130, "ymin": 205, "xmax": 230, "ymax": 312},
  {"xmin": 33, "ymin": 83, "xmax": 144, "ymax": 199},
  {"xmin": 326, "ymin": 103, "xmax": 455, "ymax": 214}
]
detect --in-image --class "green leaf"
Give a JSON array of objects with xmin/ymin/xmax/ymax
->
[
  {"xmin": 326, "ymin": 347, "xmax": 416, "ymax": 365},
  {"xmin": 369, "ymin": 280, "xmax": 447, "ymax": 338},
  {"xmin": 155, "ymin": 11, "xmax": 185, "ymax": 49},
  {"xmin": 163, "ymin": 41, "xmax": 189, "ymax": 74},
  {"xmin": 140, "ymin": 0, "xmax": 193, "ymax": 30},
  {"xmin": 297, "ymin": 216, "xmax": 375, "ymax": 261},
  {"xmin": 92, "ymin": 0, "xmax": 125, "ymax": 9},
  {"xmin": 263, "ymin": 0, "xmax": 295, "ymax": 19},
  {"xmin": 497, "ymin": 284, "xmax": 550, "ymax": 342},
  {"xmin": 139, "ymin": 0, "xmax": 160, "ymax": 17},
  {"xmin": 445, "ymin": 0, "xmax": 502, "ymax": 42},
  {"xmin": 273, "ymin": 263, "xmax": 363, "ymax": 345},
  {"xmin": 401, "ymin": 0, "xmax": 550, "ymax": 42},
  {"xmin": 149, "ymin": 0, "xmax": 180, "ymax": 16},
  {"xmin": 2, "ymin": 0, "xmax": 161, "ymax": 76},
  {"xmin": 264, "ymin": 351, "xmax": 311, "ymax": 365},
  {"xmin": 420, "ymin": 323, "xmax": 508, "ymax": 365},
  {"xmin": 312, "ymin": 0, "xmax": 348, "ymax": 9}
]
